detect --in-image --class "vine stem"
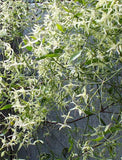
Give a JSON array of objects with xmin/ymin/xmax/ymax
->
[{"xmin": 44, "ymin": 103, "xmax": 115, "ymax": 125}]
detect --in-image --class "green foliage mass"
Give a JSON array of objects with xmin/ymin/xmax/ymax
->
[{"xmin": 0, "ymin": 0, "xmax": 122, "ymax": 159}]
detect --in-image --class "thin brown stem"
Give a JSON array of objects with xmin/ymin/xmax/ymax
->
[{"xmin": 44, "ymin": 103, "xmax": 115, "ymax": 125}]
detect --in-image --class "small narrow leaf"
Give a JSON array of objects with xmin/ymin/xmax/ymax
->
[
  {"xmin": 70, "ymin": 51, "xmax": 81, "ymax": 61},
  {"xmin": 26, "ymin": 46, "xmax": 32, "ymax": 51},
  {"xmin": 23, "ymin": 39, "xmax": 28, "ymax": 45},
  {"xmin": 84, "ymin": 110, "xmax": 93, "ymax": 115},
  {"xmin": 88, "ymin": 125, "xmax": 94, "ymax": 131},
  {"xmin": 82, "ymin": 0, "xmax": 87, "ymax": 5},
  {"xmin": 42, "ymin": 38, "xmax": 45, "ymax": 44},
  {"xmin": 30, "ymin": 36, "xmax": 37, "ymax": 40},
  {"xmin": 104, "ymin": 123, "xmax": 112, "ymax": 132},
  {"xmin": 100, "ymin": 118, "xmax": 106, "ymax": 126},
  {"xmin": 56, "ymin": 24, "xmax": 64, "ymax": 33},
  {"xmin": 54, "ymin": 48, "xmax": 63, "ymax": 54},
  {"xmin": 68, "ymin": 137, "xmax": 73, "ymax": 152},
  {"xmin": 74, "ymin": 13, "xmax": 83, "ymax": 18},
  {"xmin": 62, "ymin": 6, "xmax": 70, "ymax": 13},
  {"xmin": 92, "ymin": 136, "xmax": 104, "ymax": 142},
  {"xmin": 0, "ymin": 104, "xmax": 12, "ymax": 110},
  {"xmin": 0, "ymin": 101, "xmax": 3, "ymax": 104},
  {"xmin": 36, "ymin": 53, "xmax": 60, "ymax": 60},
  {"xmin": 36, "ymin": 49, "xmax": 63, "ymax": 60}
]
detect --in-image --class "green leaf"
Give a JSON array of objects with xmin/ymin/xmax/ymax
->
[
  {"xmin": 36, "ymin": 49, "xmax": 63, "ymax": 60},
  {"xmin": 54, "ymin": 48, "xmax": 63, "ymax": 54},
  {"xmin": 92, "ymin": 136, "xmax": 104, "ymax": 142},
  {"xmin": 85, "ymin": 59, "xmax": 98, "ymax": 65},
  {"xmin": 109, "ymin": 125, "xmax": 121, "ymax": 133},
  {"xmin": 30, "ymin": 36, "xmax": 37, "ymax": 40},
  {"xmin": 75, "ymin": 0, "xmax": 86, "ymax": 5},
  {"xmin": 99, "ymin": 118, "xmax": 106, "ymax": 126},
  {"xmin": 36, "ymin": 53, "xmax": 60, "ymax": 60},
  {"xmin": 0, "ymin": 101, "xmax": 3, "ymax": 104},
  {"xmin": 68, "ymin": 137, "xmax": 73, "ymax": 152},
  {"xmin": 70, "ymin": 51, "xmax": 81, "ymax": 61},
  {"xmin": 84, "ymin": 110, "xmax": 93, "ymax": 115},
  {"xmin": 42, "ymin": 108, "xmax": 47, "ymax": 113},
  {"xmin": 74, "ymin": 13, "xmax": 83, "ymax": 18},
  {"xmin": 23, "ymin": 39, "xmax": 28, "ymax": 45},
  {"xmin": 82, "ymin": 0, "xmax": 86, "ymax": 5},
  {"xmin": 26, "ymin": 46, "xmax": 32, "ymax": 52},
  {"xmin": 88, "ymin": 125, "xmax": 94, "ymax": 131},
  {"xmin": 56, "ymin": 24, "xmax": 64, "ymax": 33},
  {"xmin": 47, "ymin": 53, "xmax": 61, "ymax": 58},
  {"xmin": 0, "ymin": 104, "xmax": 12, "ymax": 110},
  {"xmin": 42, "ymin": 38, "xmax": 45, "ymax": 44},
  {"xmin": 62, "ymin": 6, "xmax": 70, "ymax": 13},
  {"xmin": 104, "ymin": 123, "xmax": 112, "ymax": 132}
]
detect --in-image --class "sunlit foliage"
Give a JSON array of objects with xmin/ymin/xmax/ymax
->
[{"xmin": 0, "ymin": 0, "xmax": 122, "ymax": 159}]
